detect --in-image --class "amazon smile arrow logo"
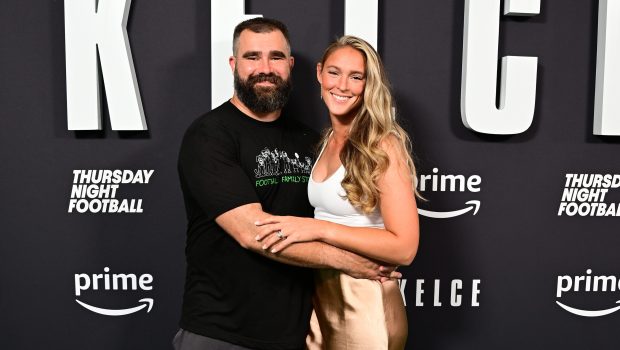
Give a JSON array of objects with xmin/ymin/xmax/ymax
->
[
  {"xmin": 74, "ymin": 267, "xmax": 154, "ymax": 316},
  {"xmin": 418, "ymin": 200, "xmax": 481, "ymax": 219},
  {"xmin": 556, "ymin": 269, "xmax": 620, "ymax": 318},
  {"xmin": 556, "ymin": 300, "xmax": 620, "ymax": 317},
  {"xmin": 76, "ymin": 298, "xmax": 154, "ymax": 316},
  {"xmin": 417, "ymin": 168, "xmax": 482, "ymax": 219}
]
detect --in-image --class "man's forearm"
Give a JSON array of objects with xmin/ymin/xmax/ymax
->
[
  {"xmin": 216, "ymin": 203, "xmax": 383, "ymax": 279},
  {"xmin": 251, "ymin": 238, "xmax": 372, "ymax": 274},
  {"xmin": 250, "ymin": 238, "xmax": 334, "ymax": 268}
]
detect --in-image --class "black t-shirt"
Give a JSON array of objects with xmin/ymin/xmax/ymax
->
[{"xmin": 178, "ymin": 101, "xmax": 319, "ymax": 350}]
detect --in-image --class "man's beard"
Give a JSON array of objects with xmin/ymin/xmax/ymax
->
[{"xmin": 234, "ymin": 70, "xmax": 292, "ymax": 114}]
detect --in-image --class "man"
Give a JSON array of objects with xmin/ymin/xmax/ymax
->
[{"xmin": 175, "ymin": 18, "xmax": 397, "ymax": 350}]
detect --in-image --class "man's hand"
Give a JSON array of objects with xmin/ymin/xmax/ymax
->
[{"xmin": 334, "ymin": 249, "xmax": 401, "ymax": 281}]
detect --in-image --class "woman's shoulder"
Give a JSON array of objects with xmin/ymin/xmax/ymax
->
[{"xmin": 378, "ymin": 133, "xmax": 405, "ymax": 157}]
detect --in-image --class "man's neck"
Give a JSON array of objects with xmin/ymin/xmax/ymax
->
[{"xmin": 230, "ymin": 95, "xmax": 281, "ymax": 122}]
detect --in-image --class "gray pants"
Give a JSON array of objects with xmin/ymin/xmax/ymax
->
[{"xmin": 172, "ymin": 329, "xmax": 255, "ymax": 350}]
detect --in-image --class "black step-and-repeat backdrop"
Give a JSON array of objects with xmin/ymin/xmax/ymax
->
[{"xmin": 2, "ymin": 0, "xmax": 620, "ymax": 349}]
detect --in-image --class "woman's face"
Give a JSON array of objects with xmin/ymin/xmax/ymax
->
[{"xmin": 317, "ymin": 46, "xmax": 366, "ymax": 121}]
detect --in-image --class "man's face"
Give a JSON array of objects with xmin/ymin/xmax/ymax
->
[{"xmin": 230, "ymin": 30, "xmax": 294, "ymax": 114}]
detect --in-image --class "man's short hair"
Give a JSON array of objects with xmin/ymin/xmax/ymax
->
[{"xmin": 232, "ymin": 17, "xmax": 291, "ymax": 56}]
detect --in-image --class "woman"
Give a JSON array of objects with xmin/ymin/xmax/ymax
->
[{"xmin": 255, "ymin": 36, "xmax": 420, "ymax": 350}]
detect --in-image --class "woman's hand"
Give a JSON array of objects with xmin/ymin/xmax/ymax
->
[{"xmin": 254, "ymin": 216, "xmax": 328, "ymax": 253}]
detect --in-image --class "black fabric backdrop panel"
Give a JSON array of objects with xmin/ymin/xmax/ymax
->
[{"xmin": 1, "ymin": 1, "xmax": 618, "ymax": 349}]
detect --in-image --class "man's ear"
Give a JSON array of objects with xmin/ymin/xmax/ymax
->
[
  {"xmin": 229, "ymin": 56, "xmax": 236, "ymax": 72},
  {"xmin": 289, "ymin": 56, "xmax": 295, "ymax": 69}
]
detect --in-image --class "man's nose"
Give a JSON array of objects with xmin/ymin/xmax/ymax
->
[{"xmin": 255, "ymin": 57, "xmax": 273, "ymax": 74}]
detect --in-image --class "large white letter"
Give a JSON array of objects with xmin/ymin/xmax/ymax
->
[
  {"xmin": 344, "ymin": 0, "xmax": 378, "ymax": 50},
  {"xmin": 460, "ymin": 0, "xmax": 539, "ymax": 134},
  {"xmin": 64, "ymin": 0, "xmax": 146, "ymax": 130},
  {"xmin": 594, "ymin": 0, "xmax": 620, "ymax": 135},
  {"xmin": 211, "ymin": 1, "xmax": 261, "ymax": 108}
]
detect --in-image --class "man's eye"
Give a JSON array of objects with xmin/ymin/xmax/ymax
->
[{"xmin": 328, "ymin": 71, "xmax": 338, "ymax": 76}]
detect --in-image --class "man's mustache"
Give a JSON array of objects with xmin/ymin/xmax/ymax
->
[{"xmin": 247, "ymin": 73, "xmax": 283, "ymax": 86}]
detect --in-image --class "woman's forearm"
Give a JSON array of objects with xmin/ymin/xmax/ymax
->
[{"xmin": 321, "ymin": 220, "xmax": 418, "ymax": 266}]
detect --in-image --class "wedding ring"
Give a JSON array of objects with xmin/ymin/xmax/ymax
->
[{"xmin": 276, "ymin": 230, "xmax": 284, "ymax": 239}]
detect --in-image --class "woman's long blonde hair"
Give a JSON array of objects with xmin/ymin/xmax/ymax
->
[{"xmin": 318, "ymin": 35, "xmax": 420, "ymax": 213}]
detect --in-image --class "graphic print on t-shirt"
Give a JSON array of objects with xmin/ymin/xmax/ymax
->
[
  {"xmin": 254, "ymin": 147, "xmax": 312, "ymax": 187},
  {"xmin": 254, "ymin": 147, "xmax": 312, "ymax": 177}
]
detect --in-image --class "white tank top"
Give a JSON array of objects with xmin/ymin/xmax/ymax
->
[{"xmin": 308, "ymin": 144, "xmax": 384, "ymax": 228}]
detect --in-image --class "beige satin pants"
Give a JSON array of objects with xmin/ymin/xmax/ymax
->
[{"xmin": 306, "ymin": 270, "xmax": 407, "ymax": 350}]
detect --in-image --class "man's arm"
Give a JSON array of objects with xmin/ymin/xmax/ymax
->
[{"xmin": 216, "ymin": 203, "xmax": 398, "ymax": 280}]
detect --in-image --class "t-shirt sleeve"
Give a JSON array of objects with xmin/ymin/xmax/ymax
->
[{"xmin": 179, "ymin": 119, "xmax": 259, "ymax": 220}]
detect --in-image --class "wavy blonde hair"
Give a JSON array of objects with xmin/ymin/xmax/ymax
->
[{"xmin": 318, "ymin": 35, "xmax": 420, "ymax": 213}]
